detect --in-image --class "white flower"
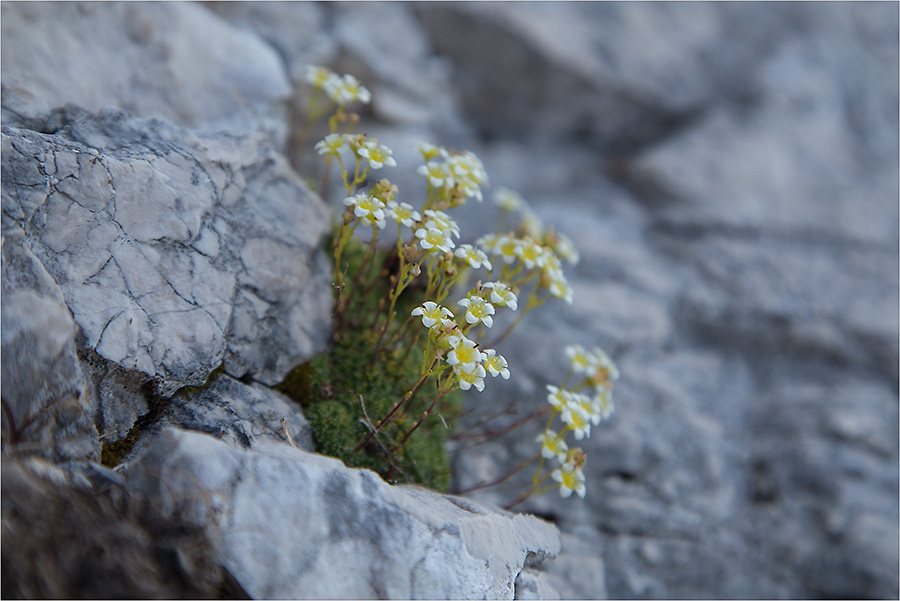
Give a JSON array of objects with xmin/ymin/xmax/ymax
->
[
  {"xmin": 446, "ymin": 151, "xmax": 488, "ymax": 201},
  {"xmin": 305, "ymin": 65, "xmax": 338, "ymax": 89},
  {"xmin": 326, "ymin": 73, "xmax": 371, "ymax": 106},
  {"xmin": 476, "ymin": 233, "xmax": 502, "ymax": 254},
  {"xmin": 536, "ymin": 430, "xmax": 568, "ymax": 462},
  {"xmin": 418, "ymin": 161, "xmax": 452, "ymax": 188},
  {"xmin": 385, "ymin": 200, "xmax": 420, "ymax": 228},
  {"xmin": 457, "ymin": 295, "xmax": 495, "ymax": 328},
  {"xmin": 343, "ymin": 193, "xmax": 385, "ymax": 221},
  {"xmin": 571, "ymin": 391, "xmax": 602, "ymax": 426},
  {"xmin": 411, "ymin": 301, "xmax": 453, "ymax": 329},
  {"xmin": 415, "ymin": 225, "xmax": 454, "ymax": 253},
  {"xmin": 418, "ymin": 142, "xmax": 447, "ymax": 162},
  {"xmin": 446, "ymin": 336, "xmax": 486, "ymax": 375},
  {"xmin": 456, "ymin": 364, "xmax": 487, "ymax": 392},
  {"xmin": 431, "ymin": 319, "xmax": 462, "ymax": 351},
  {"xmin": 495, "ymin": 235, "xmax": 521, "ymax": 264},
  {"xmin": 454, "ymin": 244, "xmax": 492, "ymax": 270},
  {"xmin": 482, "ymin": 282, "xmax": 518, "ymax": 311},
  {"xmin": 546, "ymin": 385, "xmax": 572, "ymax": 410},
  {"xmin": 591, "ymin": 347, "xmax": 620, "ymax": 382},
  {"xmin": 545, "ymin": 261, "xmax": 574, "ymax": 304},
  {"xmin": 515, "ymin": 239, "xmax": 548, "ymax": 269},
  {"xmin": 494, "ymin": 187, "xmax": 527, "ymax": 213},
  {"xmin": 358, "ymin": 140, "xmax": 397, "ymax": 169},
  {"xmin": 482, "ymin": 349, "xmax": 510, "ymax": 379},
  {"xmin": 423, "ymin": 210, "xmax": 460, "ymax": 239},
  {"xmin": 314, "ymin": 133, "xmax": 345, "ymax": 156},
  {"xmin": 343, "ymin": 192, "xmax": 386, "ymax": 228},
  {"xmin": 565, "ymin": 344, "xmax": 594, "ymax": 375},
  {"xmin": 551, "ymin": 464, "xmax": 586, "ymax": 498},
  {"xmin": 561, "ymin": 404, "xmax": 592, "ymax": 440},
  {"xmin": 554, "ymin": 233, "xmax": 579, "ymax": 266}
]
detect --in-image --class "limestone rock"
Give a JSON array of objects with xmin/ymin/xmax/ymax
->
[
  {"xmin": 161, "ymin": 373, "xmax": 315, "ymax": 452},
  {"xmin": 2, "ymin": 105, "xmax": 332, "ymax": 406},
  {"xmin": 1, "ymin": 1, "xmax": 291, "ymax": 144},
  {"xmin": 1, "ymin": 232, "xmax": 98, "ymax": 462},
  {"xmin": 122, "ymin": 427, "xmax": 561, "ymax": 600}
]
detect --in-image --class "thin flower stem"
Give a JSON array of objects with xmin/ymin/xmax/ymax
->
[
  {"xmin": 454, "ymin": 451, "xmax": 541, "ymax": 495},
  {"xmin": 484, "ymin": 292, "xmax": 547, "ymax": 348},
  {"xmin": 343, "ymin": 230, "xmax": 379, "ymax": 319},
  {"xmin": 393, "ymin": 384, "xmax": 451, "ymax": 450},
  {"xmin": 452, "ymin": 405, "xmax": 552, "ymax": 446},
  {"xmin": 503, "ymin": 475, "xmax": 555, "ymax": 511},
  {"xmin": 350, "ymin": 356, "xmax": 440, "ymax": 455}
]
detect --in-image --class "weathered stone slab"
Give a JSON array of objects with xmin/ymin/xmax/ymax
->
[
  {"xmin": 1, "ymin": 231, "xmax": 98, "ymax": 462},
  {"xmin": 162, "ymin": 374, "xmax": 314, "ymax": 452},
  {"xmin": 122, "ymin": 427, "xmax": 560, "ymax": 600},
  {"xmin": 1, "ymin": 1, "xmax": 291, "ymax": 144}
]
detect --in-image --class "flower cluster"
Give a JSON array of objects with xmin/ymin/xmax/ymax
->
[
  {"xmin": 410, "ymin": 284, "xmax": 514, "ymax": 393},
  {"xmin": 305, "ymin": 65, "xmax": 372, "ymax": 107},
  {"xmin": 301, "ymin": 65, "xmax": 618, "ymax": 507},
  {"xmin": 533, "ymin": 344, "xmax": 619, "ymax": 499},
  {"xmin": 417, "ymin": 143, "xmax": 489, "ymax": 206}
]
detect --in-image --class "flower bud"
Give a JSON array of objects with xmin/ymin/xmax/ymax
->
[
  {"xmin": 342, "ymin": 209, "xmax": 355, "ymax": 224},
  {"xmin": 565, "ymin": 448, "xmax": 587, "ymax": 470},
  {"xmin": 444, "ymin": 264, "xmax": 457, "ymax": 278},
  {"xmin": 402, "ymin": 243, "xmax": 420, "ymax": 262},
  {"xmin": 409, "ymin": 264, "xmax": 422, "ymax": 277}
]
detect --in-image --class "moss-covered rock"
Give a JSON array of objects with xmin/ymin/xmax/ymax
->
[{"xmin": 277, "ymin": 235, "xmax": 461, "ymax": 492}]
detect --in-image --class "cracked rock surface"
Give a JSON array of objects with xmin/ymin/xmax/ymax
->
[{"xmin": 2, "ymin": 105, "xmax": 332, "ymax": 402}]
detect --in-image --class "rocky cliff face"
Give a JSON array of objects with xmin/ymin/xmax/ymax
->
[{"xmin": 2, "ymin": 2, "xmax": 897, "ymax": 599}]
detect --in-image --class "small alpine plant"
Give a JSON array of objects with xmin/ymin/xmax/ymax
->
[{"xmin": 292, "ymin": 65, "xmax": 618, "ymax": 505}]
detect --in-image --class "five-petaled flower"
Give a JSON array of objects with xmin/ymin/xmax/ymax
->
[
  {"xmin": 482, "ymin": 349, "xmax": 510, "ymax": 379},
  {"xmin": 536, "ymin": 430, "xmax": 568, "ymax": 462},
  {"xmin": 454, "ymin": 244, "xmax": 492, "ymax": 270},
  {"xmin": 561, "ymin": 404, "xmax": 592, "ymax": 440},
  {"xmin": 458, "ymin": 295, "xmax": 495, "ymax": 328},
  {"xmin": 423, "ymin": 210, "xmax": 460, "ymax": 239},
  {"xmin": 456, "ymin": 364, "xmax": 487, "ymax": 392},
  {"xmin": 482, "ymin": 282, "xmax": 518, "ymax": 311},
  {"xmin": 415, "ymin": 225, "xmax": 455, "ymax": 253},
  {"xmin": 315, "ymin": 133, "xmax": 345, "ymax": 156},
  {"xmin": 343, "ymin": 193, "xmax": 386, "ymax": 229},
  {"xmin": 552, "ymin": 463, "xmax": 586, "ymax": 498},
  {"xmin": 418, "ymin": 161, "xmax": 452, "ymax": 187},
  {"xmin": 386, "ymin": 200, "xmax": 421, "ymax": 228},
  {"xmin": 327, "ymin": 73, "xmax": 371, "ymax": 106},
  {"xmin": 358, "ymin": 140, "xmax": 397, "ymax": 169},
  {"xmin": 446, "ymin": 336, "xmax": 486, "ymax": 374},
  {"xmin": 546, "ymin": 385, "xmax": 571, "ymax": 410},
  {"xmin": 411, "ymin": 301, "xmax": 453, "ymax": 329}
]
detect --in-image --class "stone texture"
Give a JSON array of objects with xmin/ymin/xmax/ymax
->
[
  {"xmin": 1, "ymin": 231, "xmax": 98, "ymax": 462},
  {"xmin": 161, "ymin": 373, "xmax": 315, "ymax": 452},
  {"xmin": 0, "ymin": 1, "xmax": 291, "ymax": 145},
  {"xmin": 2, "ymin": 106, "xmax": 332, "ymax": 410},
  {"xmin": 1, "ymin": 456, "xmax": 242, "ymax": 599},
  {"xmin": 122, "ymin": 427, "xmax": 561, "ymax": 600}
]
